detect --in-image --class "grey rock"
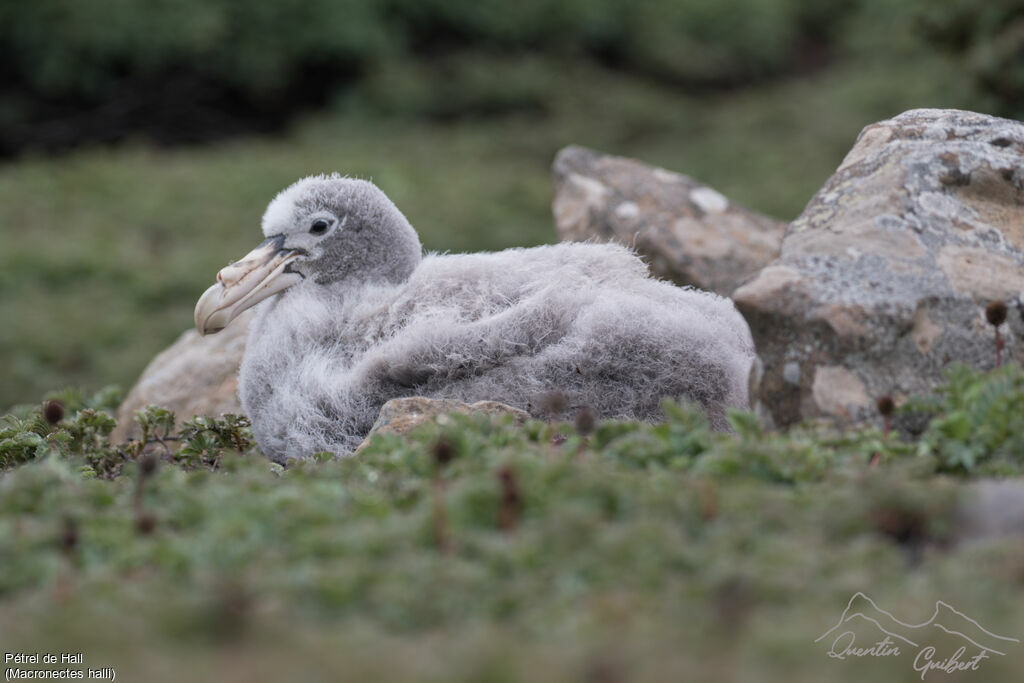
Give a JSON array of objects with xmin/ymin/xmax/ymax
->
[
  {"xmin": 956, "ymin": 479, "xmax": 1024, "ymax": 543},
  {"xmin": 552, "ymin": 145, "xmax": 785, "ymax": 296},
  {"xmin": 111, "ymin": 309, "xmax": 253, "ymax": 443},
  {"xmin": 354, "ymin": 396, "xmax": 530, "ymax": 454},
  {"xmin": 734, "ymin": 109, "xmax": 1024, "ymax": 428}
]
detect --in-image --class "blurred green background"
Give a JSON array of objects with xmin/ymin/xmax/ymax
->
[{"xmin": 0, "ymin": 0, "xmax": 1019, "ymax": 410}]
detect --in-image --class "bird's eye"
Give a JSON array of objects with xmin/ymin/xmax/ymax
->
[{"xmin": 310, "ymin": 219, "xmax": 331, "ymax": 235}]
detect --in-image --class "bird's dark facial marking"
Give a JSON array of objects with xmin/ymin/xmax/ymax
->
[{"xmin": 310, "ymin": 218, "xmax": 333, "ymax": 235}]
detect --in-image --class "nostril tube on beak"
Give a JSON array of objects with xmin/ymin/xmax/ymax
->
[{"xmin": 217, "ymin": 262, "xmax": 246, "ymax": 287}]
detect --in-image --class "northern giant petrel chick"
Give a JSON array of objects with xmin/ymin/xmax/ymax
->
[{"xmin": 194, "ymin": 175, "xmax": 755, "ymax": 463}]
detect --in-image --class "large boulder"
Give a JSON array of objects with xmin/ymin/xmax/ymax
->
[
  {"xmin": 734, "ymin": 109, "xmax": 1024, "ymax": 428},
  {"xmin": 552, "ymin": 145, "xmax": 785, "ymax": 296},
  {"xmin": 111, "ymin": 309, "xmax": 253, "ymax": 443}
]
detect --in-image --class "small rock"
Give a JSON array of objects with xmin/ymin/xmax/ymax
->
[
  {"xmin": 111, "ymin": 309, "xmax": 253, "ymax": 443},
  {"xmin": 957, "ymin": 479, "xmax": 1024, "ymax": 543},
  {"xmin": 811, "ymin": 366, "xmax": 871, "ymax": 417},
  {"xmin": 354, "ymin": 397, "xmax": 530, "ymax": 454},
  {"xmin": 552, "ymin": 145, "xmax": 785, "ymax": 296},
  {"xmin": 734, "ymin": 109, "xmax": 1024, "ymax": 428}
]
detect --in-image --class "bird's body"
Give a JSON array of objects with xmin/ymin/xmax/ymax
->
[{"xmin": 195, "ymin": 175, "xmax": 755, "ymax": 463}]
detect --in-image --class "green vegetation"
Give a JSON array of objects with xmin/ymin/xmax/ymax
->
[
  {"xmin": 0, "ymin": 0, "xmax": 830, "ymax": 96},
  {"xmin": 2, "ymin": 2, "xmax": 1021, "ymax": 679},
  {"xmin": 902, "ymin": 0, "xmax": 1024, "ymax": 116},
  {"xmin": 2, "ymin": 367, "xmax": 1023, "ymax": 681},
  {"xmin": 7, "ymin": 364, "xmax": 1024, "ymax": 478},
  {"xmin": 2, "ymin": 0, "xmax": 1016, "ymax": 130}
]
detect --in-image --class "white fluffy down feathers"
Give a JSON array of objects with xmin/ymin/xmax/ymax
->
[{"xmin": 235, "ymin": 177, "xmax": 755, "ymax": 462}]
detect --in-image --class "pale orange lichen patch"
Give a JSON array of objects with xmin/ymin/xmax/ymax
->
[
  {"xmin": 936, "ymin": 246, "xmax": 1024, "ymax": 301},
  {"xmin": 911, "ymin": 307, "xmax": 943, "ymax": 355},
  {"xmin": 811, "ymin": 365, "xmax": 870, "ymax": 417}
]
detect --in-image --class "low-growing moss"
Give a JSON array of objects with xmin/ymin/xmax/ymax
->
[{"xmin": 1, "ymin": 366, "xmax": 1022, "ymax": 681}]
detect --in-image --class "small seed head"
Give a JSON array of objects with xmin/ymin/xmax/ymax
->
[
  {"xmin": 60, "ymin": 518, "xmax": 78, "ymax": 554},
  {"xmin": 539, "ymin": 390, "xmax": 568, "ymax": 418},
  {"xmin": 138, "ymin": 453, "xmax": 159, "ymax": 477},
  {"xmin": 497, "ymin": 465, "xmax": 521, "ymax": 531},
  {"xmin": 574, "ymin": 406, "xmax": 596, "ymax": 436},
  {"xmin": 43, "ymin": 400, "xmax": 65, "ymax": 425},
  {"xmin": 498, "ymin": 467, "xmax": 520, "ymax": 507},
  {"xmin": 432, "ymin": 436, "xmax": 455, "ymax": 468},
  {"xmin": 876, "ymin": 395, "xmax": 895, "ymax": 417},
  {"xmin": 498, "ymin": 465, "xmax": 516, "ymax": 489},
  {"xmin": 136, "ymin": 512, "xmax": 157, "ymax": 535},
  {"xmin": 986, "ymin": 300, "xmax": 1008, "ymax": 327}
]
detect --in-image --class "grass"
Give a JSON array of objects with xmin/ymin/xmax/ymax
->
[
  {"xmin": 2, "ymin": 373, "xmax": 1023, "ymax": 681},
  {"xmin": 0, "ymin": 54, "xmax": 976, "ymax": 411}
]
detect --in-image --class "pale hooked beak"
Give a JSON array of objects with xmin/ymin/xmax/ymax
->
[{"xmin": 194, "ymin": 235, "xmax": 305, "ymax": 335}]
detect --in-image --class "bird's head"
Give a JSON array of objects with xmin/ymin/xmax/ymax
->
[{"xmin": 194, "ymin": 175, "xmax": 422, "ymax": 335}]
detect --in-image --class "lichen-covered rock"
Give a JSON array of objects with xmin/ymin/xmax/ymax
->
[
  {"xmin": 552, "ymin": 145, "xmax": 785, "ymax": 296},
  {"xmin": 354, "ymin": 397, "xmax": 530, "ymax": 454},
  {"xmin": 734, "ymin": 109, "xmax": 1024, "ymax": 428},
  {"xmin": 111, "ymin": 309, "xmax": 253, "ymax": 443}
]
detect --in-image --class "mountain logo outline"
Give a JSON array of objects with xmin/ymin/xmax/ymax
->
[{"xmin": 816, "ymin": 592, "xmax": 1019, "ymax": 656}]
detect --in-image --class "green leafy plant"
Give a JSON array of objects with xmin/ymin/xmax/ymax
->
[{"xmin": 913, "ymin": 364, "xmax": 1024, "ymax": 474}]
